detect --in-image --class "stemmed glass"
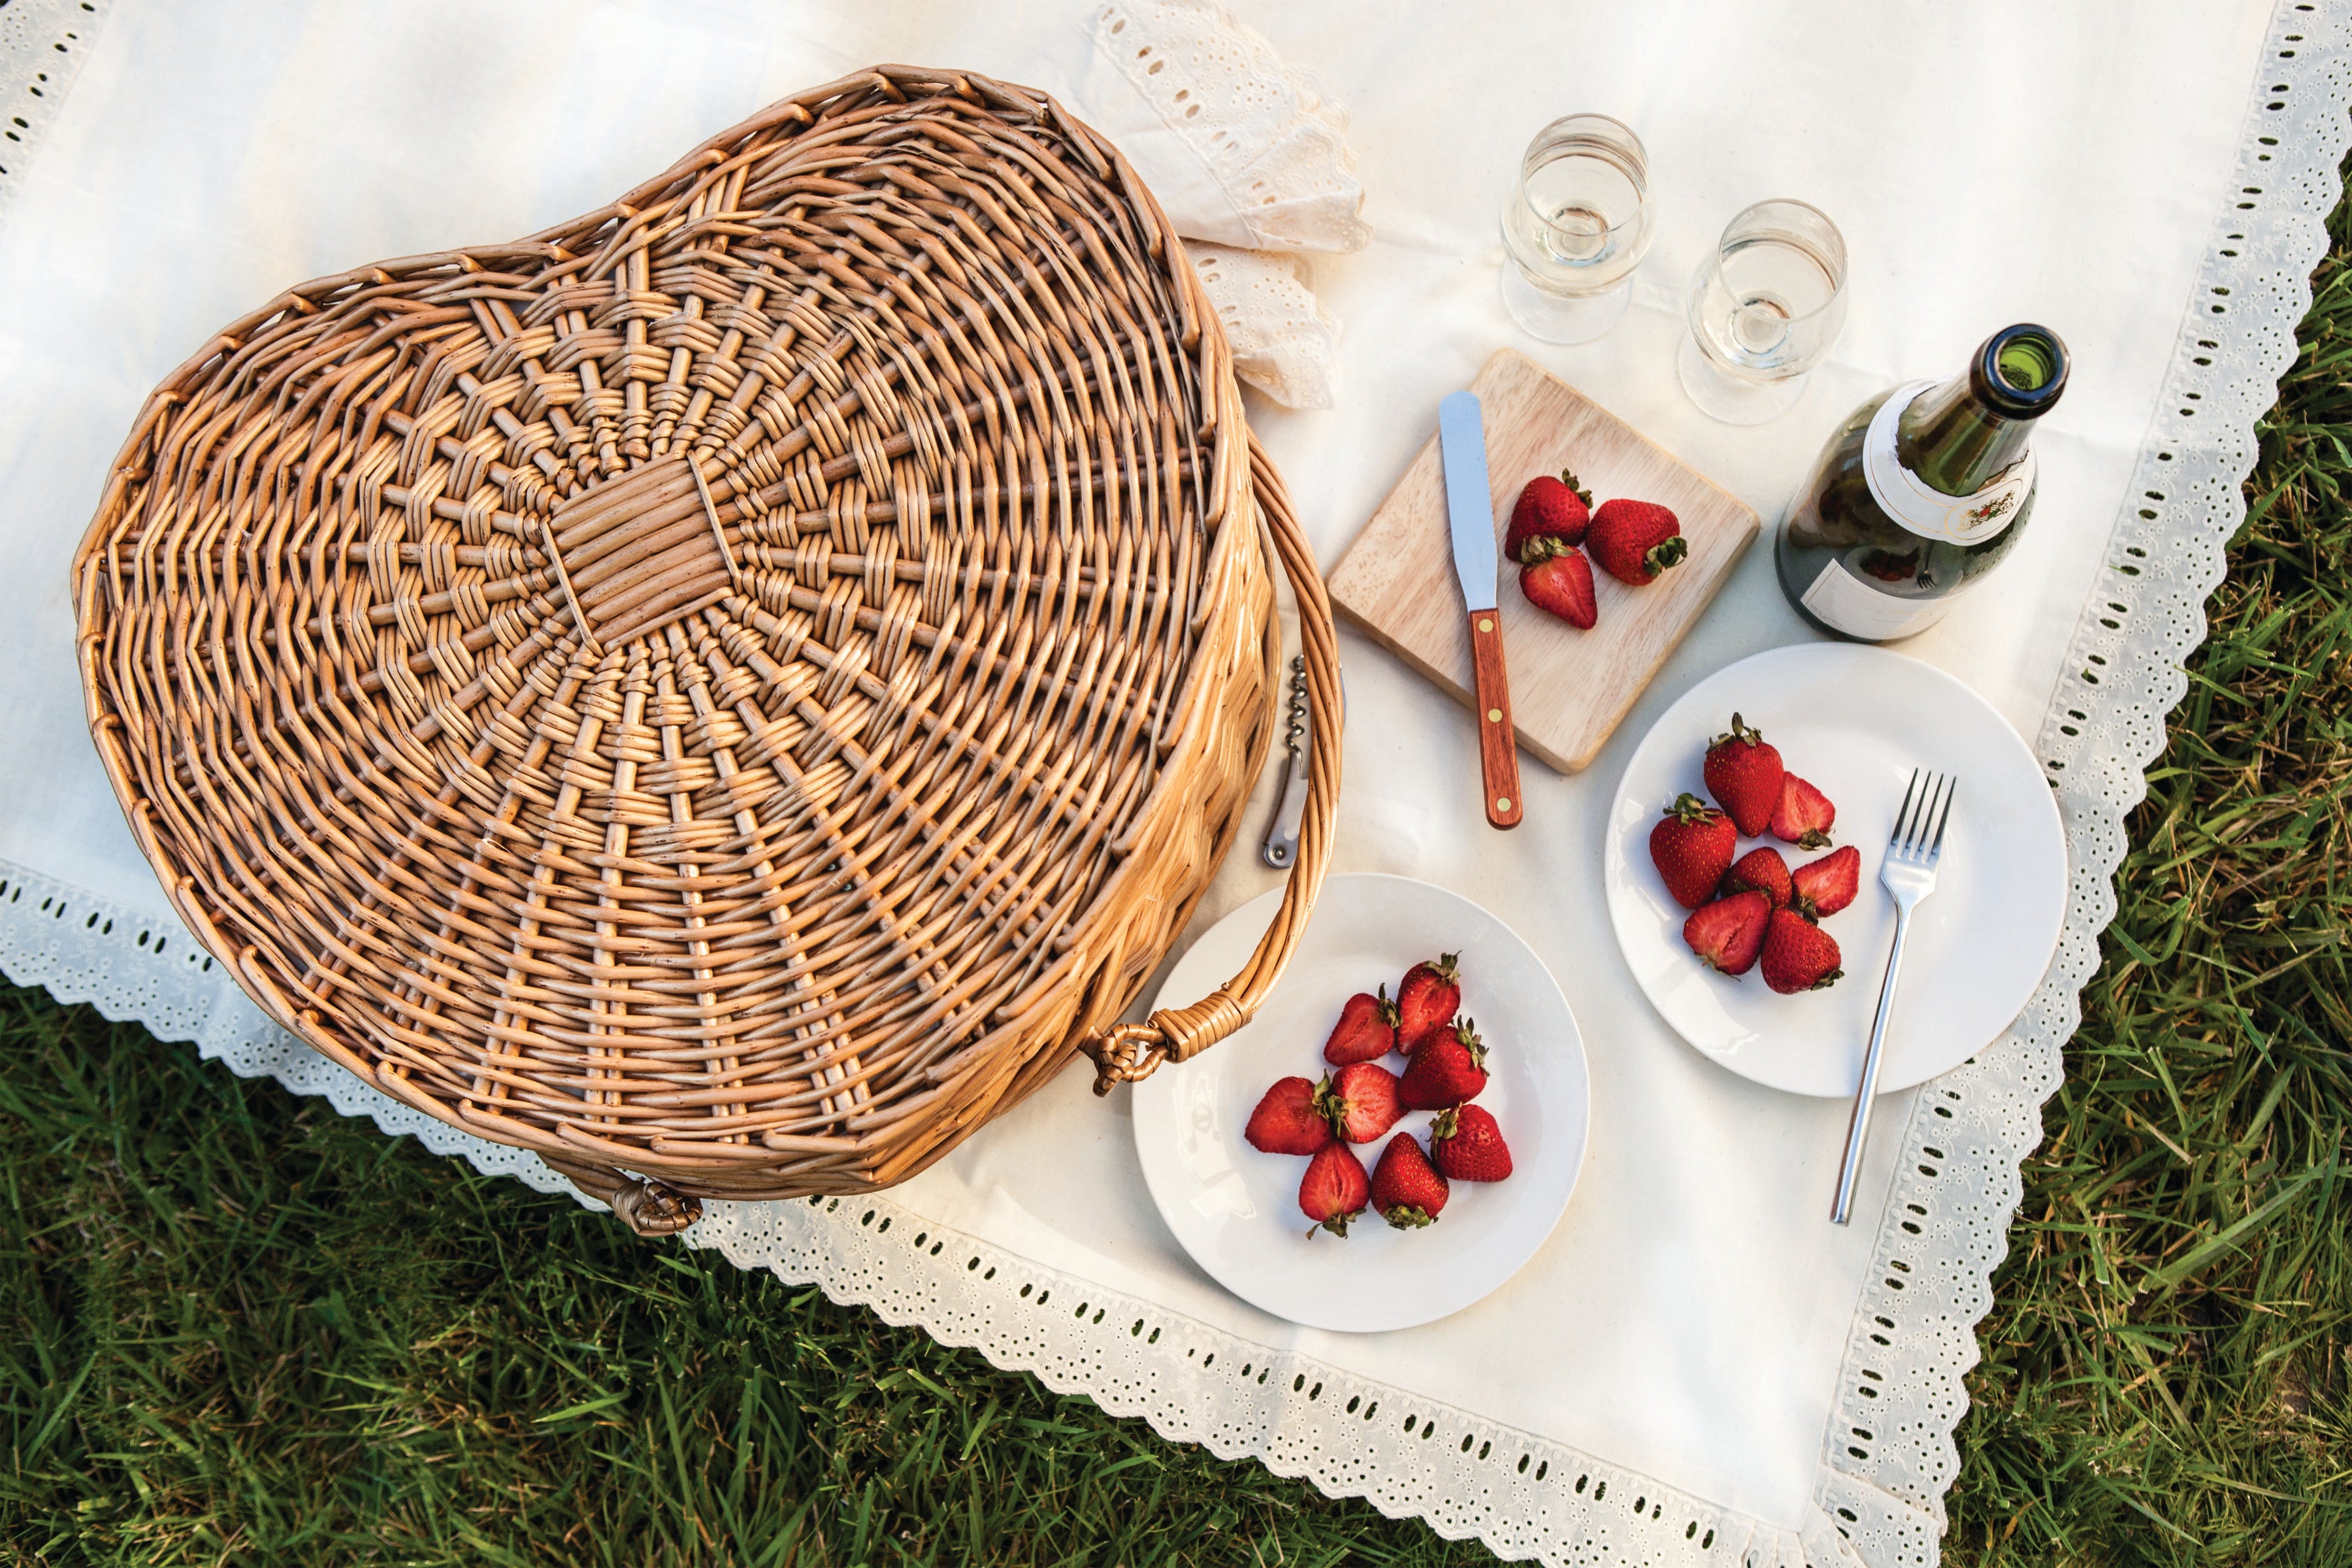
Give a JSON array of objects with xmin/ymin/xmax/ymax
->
[
  {"xmin": 1499, "ymin": 114, "xmax": 1653, "ymax": 345},
  {"xmin": 1677, "ymin": 199, "xmax": 1848, "ymax": 424}
]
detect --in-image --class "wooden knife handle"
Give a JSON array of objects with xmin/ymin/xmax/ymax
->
[{"xmin": 1465, "ymin": 610, "xmax": 1522, "ymax": 830}]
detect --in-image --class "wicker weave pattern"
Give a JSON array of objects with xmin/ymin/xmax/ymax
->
[{"xmin": 73, "ymin": 67, "xmax": 1337, "ymax": 1230}]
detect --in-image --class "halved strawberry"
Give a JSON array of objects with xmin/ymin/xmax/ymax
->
[
  {"xmin": 1791, "ymin": 844, "xmax": 1861, "ymax": 919},
  {"xmin": 1323, "ymin": 986, "xmax": 1401, "ymax": 1065},
  {"xmin": 1396, "ymin": 953, "xmax": 1462, "ymax": 1054},
  {"xmin": 1317, "ymin": 1062, "xmax": 1403, "ymax": 1145},
  {"xmin": 1245, "ymin": 1076, "xmax": 1334, "ymax": 1156},
  {"xmin": 1518, "ymin": 537, "xmax": 1597, "ymax": 629},
  {"xmin": 1298, "ymin": 1143, "xmax": 1371, "ymax": 1237},
  {"xmin": 1684, "ymin": 891, "xmax": 1771, "ymax": 976},
  {"xmin": 1772, "ymin": 774, "xmax": 1836, "ymax": 849}
]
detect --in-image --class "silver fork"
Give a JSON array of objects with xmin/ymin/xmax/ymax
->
[{"xmin": 1830, "ymin": 770, "xmax": 1955, "ymax": 1226}]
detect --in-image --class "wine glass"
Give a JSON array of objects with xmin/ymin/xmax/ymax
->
[
  {"xmin": 1677, "ymin": 200, "xmax": 1848, "ymax": 425},
  {"xmin": 1499, "ymin": 114, "xmax": 1653, "ymax": 345}
]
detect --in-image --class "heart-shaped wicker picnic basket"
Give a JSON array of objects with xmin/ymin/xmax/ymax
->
[{"xmin": 73, "ymin": 67, "xmax": 1338, "ymax": 1234}]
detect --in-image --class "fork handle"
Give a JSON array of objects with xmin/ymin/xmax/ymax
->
[{"xmin": 1831, "ymin": 905, "xmax": 1912, "ymax": 1225}]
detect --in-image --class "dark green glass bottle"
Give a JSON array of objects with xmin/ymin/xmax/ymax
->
[{"xmin": 1775, "ymin": 324, "xmax": 2068, "ymax": 642}]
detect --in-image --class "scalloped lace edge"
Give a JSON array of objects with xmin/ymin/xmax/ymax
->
[{"xmin": 1, "ymin": 3, "xmax": 2343, "ymax": 1563}]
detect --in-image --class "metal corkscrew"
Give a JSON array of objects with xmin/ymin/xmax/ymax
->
[{"xmin": 1261, "ymin": 654, "xmax": 1311, "ymax": 868}]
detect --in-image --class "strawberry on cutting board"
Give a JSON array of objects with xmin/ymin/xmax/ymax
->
[
  {"xmin": 1298, "ymin": 1143, "xmax": 1371, "ymax": 1237},
  {"xmin": 1703, "ymin": 713, "xmax": 1784, "ymax": 838},
  {"xmin": 1245, "ymin": 1077, "xmax": 1333, "ymax": 1155},
  {"xmin": 1370, "ymin": 1134, "xmax": 1450, "ymax": 1229},
  {"xmin": 1586, "ymin": 498, "xmax": 1687, "ymax": 586},
  {"xmin": 1505, "ymin": 469, "xmax": 1592, "ymax": 563},
  {"xmin": 1517, "ymin": 537, "xmax": 1597, "ymax": 630},
  {"xmin": 1429, "ymin": 1104, "xmax": 1512, "ymax": 1183},
  {"xmin": 1650, "ymin": 793, "xmax": 1737, "ymax": 909},
  {"xmin": 1395, "ymin": 954, "xmax": 1461, "ymax": 1054}
]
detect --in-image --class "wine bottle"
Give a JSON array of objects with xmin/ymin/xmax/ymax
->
[{"xmin": 1775, "ymin": 324, "xmax": 2068, "ymax": 642}]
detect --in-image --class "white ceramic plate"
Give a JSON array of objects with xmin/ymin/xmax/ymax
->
[
  {"xmin": 1605, "ymin": 643, "xmax": 2067, "ymax": 1098},
  {"xmin": 1132, "ymin": 874, "xmax": 1590, "ymax": 1333}
]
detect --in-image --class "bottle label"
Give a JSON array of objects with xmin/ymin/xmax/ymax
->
[
  {"xmin": 1863, "ymin": 380, "xmax": 2036, "ymax": 545},
  {"xmin": 1800, "ymin": 556, "xmax": 1956, "ymax": 642}
]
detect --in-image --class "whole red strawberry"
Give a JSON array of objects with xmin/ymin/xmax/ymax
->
[
  {"xmin": 1323, "ymin": 986, "xmax": 1401, "ymax": 1065},
  {"xmin": 1395, "ymin": 953, "xmax": 1461, "ymax": 1054},
  {"xmin": 1397, "ymin": 1018, "xmax": 1490, "ymax": 1111},
  {"xmin": 1683, "ymin": 890, "xmax": 1771, "ymax": 975},
  {"xmin": 1298, "ymin": 1142, "xmax": 1371, "ymax": 1237},
  {"xmin": 1318, "ymin": 1062, "xmax": 1403, "ymax": 1145},
  {"xmin": 1518, "ymin": 537, "xmax": 1597, "ymax": 629},
  {"xmin": 1771, "ymin": 774, "xmax": 1837, "ymax": 849},
  {"xmin": 1245, "ymin": 1077, "xmax": 1335, "ymax": 1156},
  {"xmin": 1429, "ymin": 1103, "xmax": 1513, "ymax": 1183},
  {"xmin": 1759, "ymin": 908, "xmax": 1844, "ymax": 994},
  {"xmin": 1791, "ymin": 844, "xmax": 1861, "ymax": 919},
  {"xmin": 1703, "ymin": 713, "xmax": 1784, "ymax": 838},
  {"xmin": 1649, "ymin": 792, "xmax": 1737, "ymax": 910},
  {"xmin": 1722, "ymin": 845, "xmax": 1791, "ymax": 908},
  {"xmin": 1370, "ymin": 1134, "xmax": 1450, "ymax": 1229},
  {"xmin": 1505, "ymin": 468, "xmax": 1593, "ymax": 564},
  {"xmin": 1586, "ymin": 498, "xmax": 1687, "ymax": 585}
]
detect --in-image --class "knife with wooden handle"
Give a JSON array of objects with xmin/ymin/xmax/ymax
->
[{"xmin": 1437, "ymin": 390, "xmax": 1522, "ymax": 830}]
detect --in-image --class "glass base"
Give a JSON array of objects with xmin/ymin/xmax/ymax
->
[
  {"xmin": 1501, "ymin": 265, "xmax": 1631, "ymax": 345},
  {"xmin": 1677, "ymin": 335, "xmax": 1808, "ymax": 425}
]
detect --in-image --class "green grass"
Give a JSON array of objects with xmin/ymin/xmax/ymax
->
[{"xmin": 4, "ymin": 188, "xmax": 2351, "ymax": 1568}]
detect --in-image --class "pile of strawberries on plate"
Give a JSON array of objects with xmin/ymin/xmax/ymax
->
[
  {"xmin": 1505, "ymin": 469, "xmax": 1686, "ymax": 629},
  {"xmin": 1649, "ymin": 714, "xmax": 1861, "ymax": 994},
  {"xmin": 1243, "ymin": 955, "xmax": 1514, "ymax": 1237}
]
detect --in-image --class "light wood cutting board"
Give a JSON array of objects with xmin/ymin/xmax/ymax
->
[{"xmin": 1328, "ymin": 350, "xmax": 1759, "ymax": 774}]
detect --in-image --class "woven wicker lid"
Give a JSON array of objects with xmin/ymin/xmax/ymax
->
[{"xmin": 73, "ymin": 68, "xmax": 1338, "ymax": 1232}]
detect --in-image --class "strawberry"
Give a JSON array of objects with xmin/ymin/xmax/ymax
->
[
  {"xmin": 1370, "ymin": 1133, "xmax": 1450, "ymax": 1229},
  {"xmin": 1586, "ymin": 498, "xmax": 1687, "ymax": 586},
  {"xmin": 1397, "ymin": 1018, "xmax": 1490, "ymax": 1111},
  {"xmin": 1722, "ymin": 845, "xmax": 1792, "ymax": 908},
  {"xmin": 1517, "ymin": 537, "xmax": 1597, "ymax": 629},
  {"xmin": 1429, "ymin": 1103, "xmax": 1513, "ymax": 1183},
  {"xmin": 1649, "ymin": 793, "xmax": 1737, "ymax": 910},
  {"xmin": 1245, "ymin": 1076, "xmax": 1335, "ymax": 1156},
  {"xmin": 1395, "ymin": 953, "xmax": 1461, "ymax": 1054},
  {"xmin": 1322, "ymin": 986, "xmax": 1401, "ymax": 1065},
  {"xmin": 1771, "ymin": 774, "xmax": 1837, "ymax": 849},
  {"xmin": 1298, "ymin": 1142, "xmax": 1371, "ymax": 1237},
  {"xmin": 1759, "ymin": 907, "xmax": 1844, "ymax": 994},
  {"xmin": 1505, "ymin": 468, "xmax": 1593, "ymax": 563},
  {"xmin": 1791, "ymin": 844, "xmax": 1861, "ymax": 919},
  {"xmin": 1683, "ymin": 890, "xmax": 1771, "ymax": 976},
  {"xmin": 1703, "ymin": 713, "xmax": 1784, "ymax": 838},
  {"xmin": 1317, "ymin": 1062, "xmax": 1403, "ymax": 1145}
]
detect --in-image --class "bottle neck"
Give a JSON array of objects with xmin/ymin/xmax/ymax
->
[{"xmin": 1894, "ymin": 374, "xmax": 2034, "ymax": 498}]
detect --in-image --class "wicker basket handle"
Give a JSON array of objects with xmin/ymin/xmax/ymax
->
[{"xmin": 1080, "ymin": 435, "xmax": 1340, "ymax": 1094}]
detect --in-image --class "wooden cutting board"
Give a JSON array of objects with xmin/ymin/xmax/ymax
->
[{"xmin": 1328, "ymin": 350, "xmax": 1759, "ymax": 774}]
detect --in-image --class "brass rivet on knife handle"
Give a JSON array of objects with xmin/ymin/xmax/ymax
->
[{"xmin": 1468, "ymin": 612, "xmax": 1522, "ymax": 828}]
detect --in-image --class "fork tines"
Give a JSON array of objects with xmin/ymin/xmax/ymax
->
[{"xmin": 1890, "ymin": 770, "xmax": 1956, "ymax": 864}]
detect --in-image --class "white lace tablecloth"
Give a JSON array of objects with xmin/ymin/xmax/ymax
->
[{"xmin": 1, "ymin": 3, "xmax": 2342, "ymax": 1564}]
